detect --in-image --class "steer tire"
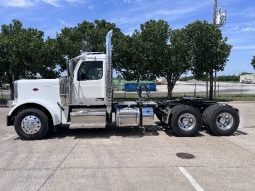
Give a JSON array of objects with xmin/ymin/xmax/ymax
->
[
  {"xmin": 14, "ymin": 108, "xmax": 50, "ymax": 140},
  {"xmin": 171, "ymin": 105, "xmax": 201, "ymax": 137},
  {"xmin": 206, "ymin": 105, "xmax": 239, "ymax": 136}
]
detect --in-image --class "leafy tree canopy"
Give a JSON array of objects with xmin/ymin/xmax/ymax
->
[
  {"xmin": 251, "ymin": 56, "xmax": 255, "ymax": 70},
  {"xmin": 57, "ymin": 19, "xmax": 124, "ymax": 59},
  {"xmin": 185, "ymin": 20, "xmax": 232, "ymax": 79},
  {"xmin": 0, "ymin": 20, "xmax": 65, "ymax": 98},
  {"xmin": 0, "ymin": 19, "xmax": 233, "ymax": 100}
]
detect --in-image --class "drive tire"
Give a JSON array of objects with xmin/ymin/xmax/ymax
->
[
  {"xmin": 206, "ymin": 105, "xmax": 239, "ymax": 136},
  {"xmin": 171, "ymin": 105, "xmax": 201, "ymax": 137},
  {"xmin": 14, "ymin": 108, "xmax": 50, "ymax": 140},
  {"xmin": 202, "ymin": 104, "xmax": 220, "ymax": 133}
]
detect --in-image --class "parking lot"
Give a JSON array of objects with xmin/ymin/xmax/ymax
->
[{"xmin": 0, "ymin": 102, "xmax": 255, "ymax": 191}]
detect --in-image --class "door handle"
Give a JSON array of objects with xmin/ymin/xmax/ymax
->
[{"xmin": 96, "ymin": 98, "xmax": 104, "ymax": 101}]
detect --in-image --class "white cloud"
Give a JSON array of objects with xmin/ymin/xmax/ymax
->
[
  {"xmin": 0, "ymin": 0, "xmax": 34, "ymax": 7},
  {"xmin": 110, "ymin": 0, "xmax": 141, "ymax": 4},
  {"xmin": 233, "ymin": 45, "xmax": 255, "ymax": 50},
  {"xmin": 42, "ymin": 0, "xmax": 61, "ymax": 7},
  {"xmin": 107, "ymin": 0, "xmax": 211, "ymax": 33},
  {"xmin": 242, "ymin": 27, "xmax": 255, "ymax": 32},
  {"xmin": 88, "ymin": 5, "xmax": 95, "ymax": 10},
  {"xmin": 65, "ymin": 0, "xmax": 86, "ymax": 4},
  {"xmin": 0, "ymin": 0, "xmax": 86, "ymax": 8},
  {"xmin": 58, "ymin": 19, "xmax": 73, "ymax": 27}
]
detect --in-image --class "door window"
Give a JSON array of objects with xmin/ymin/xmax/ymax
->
[{"xmin": 77, "ymin": 61, "xmax": 103, "ymax": 81}]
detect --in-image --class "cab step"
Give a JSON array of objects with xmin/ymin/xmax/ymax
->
[{"xmin": 70, "ymin": 108, "xmax": 106, "ymax": 129}]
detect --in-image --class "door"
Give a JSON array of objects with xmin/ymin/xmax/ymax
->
[{"xmin": 72, "ymin": 60, "xmax": 105, "ymax": 106}]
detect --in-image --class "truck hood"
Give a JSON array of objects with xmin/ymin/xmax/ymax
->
[
  {"xmin": 16, "ymin": 79, "xmax": 60, "ymax": 87},
  {"xmin": 15, "ymin": 79, "xmax": 61, "ymax": 104}
]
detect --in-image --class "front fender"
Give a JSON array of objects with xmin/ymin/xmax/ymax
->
[{"xmin": 8, "ymin": 100, "xmax": 62, "ymax": 126}]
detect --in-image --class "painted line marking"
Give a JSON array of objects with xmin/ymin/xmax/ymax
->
[
  {"xmin": 2, "ymin": 134, "xmax": 16, "ymax": 141},
  {"xmin": 178, "ymin": 167, "xmax": 204, "ymax": 191}
]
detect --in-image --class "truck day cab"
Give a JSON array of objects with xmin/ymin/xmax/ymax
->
[{"xmin": 6, "ymin": 31, "xmax": 240, "ymax": 140}]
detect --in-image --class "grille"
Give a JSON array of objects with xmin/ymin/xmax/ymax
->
[{"xmin": 59, "ymin": 78, "xmax": 70, "ymax": 105}]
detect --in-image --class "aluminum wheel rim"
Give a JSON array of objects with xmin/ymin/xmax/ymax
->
[
  {"xmin": 21, "ymin": 115, "xmax": 41, "ymax": 135},
  {"xmin": 178, "ymin": 113, "xmax": 196, "ymax": 131},
  {"xmin": 216, "ymin": 112, "xmax": 233, "ymax": 130}
]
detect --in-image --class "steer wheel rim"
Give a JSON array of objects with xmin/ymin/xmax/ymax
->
[
  {"xmin": 178, "ymin": 113, "xmax": 196, "ymax": 131},
  {"xmin": 21, "ymin": 115, "xmax": 41, "ymax": 135},
  {"xmin": 216, "ymin": 112, "xmax": 234, "ymax": 130}
]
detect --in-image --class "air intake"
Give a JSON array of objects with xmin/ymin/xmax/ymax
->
[{"xmin": 105, "ymin": 30, "xmax": 113, "ymax": 118}]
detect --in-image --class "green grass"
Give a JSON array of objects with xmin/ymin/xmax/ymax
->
[{"xmin": 215, "ymin": 94, "xmax": 255, "ymax": 102}]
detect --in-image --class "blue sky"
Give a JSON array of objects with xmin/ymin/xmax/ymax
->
[{"xmin": 0, "ymin": 0, "xmax": 255, "ymax": 75}]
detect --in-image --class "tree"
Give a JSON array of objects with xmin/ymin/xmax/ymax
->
[
  {"xmin": 164, "ymin": 29, "xmax": 192, "ymax": 98},
  {"xmin": 38, "ymin": 38, "xmax": 65, "ymax": 78},
  {"xmin": 0, "ymin": 20, "xmax": 64, "ymax": 99},
  {"xmin": 139, "ymin": 20, "xmax": 170, "ymax": 82},
  {"xmin": 185, "ymin": 21, "xmax": 232, "ymax": 100},
  {"xmin": 117, "ymin": 20, "xmax": 191, "ymax": 98},
  {"xmin": 113, "ymin": 20, "xmax": 169, "ymax": 89},
  {"xmin": 114, "ymin": 32, "xmax": 150, "ymax": 81},
  {"xmin": 57, "ymin": 20, "xmax": 125, "ymax": 60},
  {"xmin": 251, "ymin": 56, "xmax": 255, "ymax": 69},
  {"xmin": 0, "ymin": 20, "xmax": 44, "ymax": 98}
]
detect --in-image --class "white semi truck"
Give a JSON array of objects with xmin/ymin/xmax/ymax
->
[{"xmin": 6, "ymin": 31, "xmax": 240, "ymax": 140}]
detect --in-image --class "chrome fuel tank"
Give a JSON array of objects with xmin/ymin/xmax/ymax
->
[
  {"xmin": 142, "ymin": 107, "xmax": 154, "ymax": 126},
  {"xmin": 116, "ymin": 107, "xmax": 140, "ymax": 127}
]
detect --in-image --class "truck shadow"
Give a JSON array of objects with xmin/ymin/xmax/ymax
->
[
  {"xmin": 46, "ymin": 122, "xmax": 205, "ymax": 140},
  {"xmin": 47, "ymin": 125, "xmax": 161, "ymax": 139}
]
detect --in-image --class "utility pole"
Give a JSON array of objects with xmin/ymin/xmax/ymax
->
[
  {"xmin": 210, "ymin": 0, "xmax": 227, "ymax": 100},
  {"xmin": 208, "ymin": 0, "xmax": 218, "ymax": 101},
  {"xmin": 213, "ymin": 0, "xmax": 217, "ymax": 99},
  {"xmin": 213, "ymin": 0, "xmax": 217, "ymax": 25}
]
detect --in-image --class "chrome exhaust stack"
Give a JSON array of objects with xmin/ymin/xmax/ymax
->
[{"xmin": 105, "ymin": 30, "xmax": 113, "ymax": 119}]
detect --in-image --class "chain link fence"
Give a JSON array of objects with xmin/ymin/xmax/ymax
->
[
  {"xmin": 114, "ymin": 81, "xmax": 255, "ymax": 99},
  {"xmin": 1, "ymin": 81, "xmax": 254, "ymax": 104},
  {"xmin": 157, "ymin": 81, "xmax": 255, "ymax": 98}
]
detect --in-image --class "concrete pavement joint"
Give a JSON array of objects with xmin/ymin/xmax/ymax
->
[
  {"xmin": 36, "ymin": 140, "xmax": 80, "ymax": 191},
  {"xmin": 0, "ymin": 165, "xmax": 252, "ymax": 172},
  {"xmin": 0, "ymin": 168, "xmax": 53, "ymax": 171},
  {"xmin": 223, "ymin": 137, "xmax": 255, "ymax": 156}
]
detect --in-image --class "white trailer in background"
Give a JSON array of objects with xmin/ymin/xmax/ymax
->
[
  {"xmin": 240, "ymin": 74, "xmax": 255, "ymax": 84},
  {"xmin": 6, "ymin": 31, "xmax": 240, "ymax": 140}
]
